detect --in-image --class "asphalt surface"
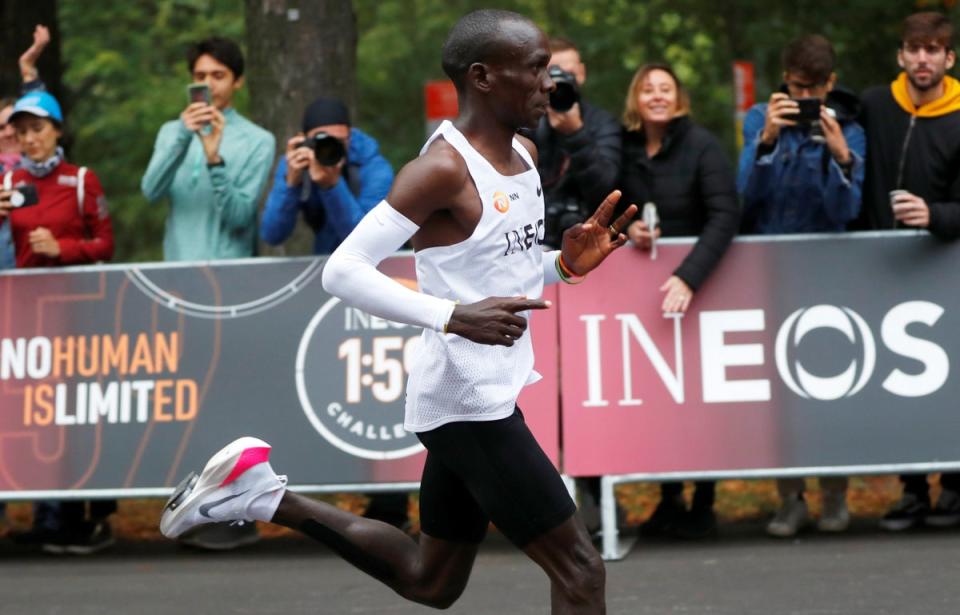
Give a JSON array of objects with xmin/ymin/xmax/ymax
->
[{"xmin": 2, "ymin": 520, "xmax": 959, "ymax": 614}]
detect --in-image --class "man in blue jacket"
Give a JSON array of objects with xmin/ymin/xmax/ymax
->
[
  {"xmin": 261, "ymin": 97, "xmax": 407, "ymax": 528},
  {"xmin": 261, "ymin": 98, "xmax": 393, "ymax": 253},
  {"xmin": 737, "ymin": 34, "xmax": 865, "ymax": 539},
  {"xmin": 738, "ymin": 34, "xmax": 865, "ymax": 235}
]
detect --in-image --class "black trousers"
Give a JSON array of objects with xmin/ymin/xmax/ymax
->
[{"xmin": 661, "ymin": 481, "xmax": 715, "ymax": 510}]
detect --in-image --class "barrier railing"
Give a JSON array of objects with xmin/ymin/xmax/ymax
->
[{"xmin": 3, "ymin": 231, "xmax": 958, "ymax": 560}]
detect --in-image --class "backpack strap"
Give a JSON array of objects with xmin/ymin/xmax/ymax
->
[
  {"xmin": 2, "ymin": 171, "xmax": 11, "ymax": 191},
  {"xmin": 76, "ymin": 166, "xmax": 87, "ymax": 216}
]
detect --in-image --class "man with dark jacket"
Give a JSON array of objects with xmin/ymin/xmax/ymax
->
[
  {"xmin": 531, "ymin": 37, "xmax": 621, "ymax": 249},
  {"xmin": 738, "ymin": 34, "xmax": 864, "ymax": 538},
  {"xmin": 856, "ymin": 12, "xmax": 960, "ymax": 531}
]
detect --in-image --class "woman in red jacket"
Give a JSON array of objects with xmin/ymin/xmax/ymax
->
[
  {"xmin": 0, "ymin": 90, "xmax": 113, "ymax": 267},
  {"xmin": 0, "ymin": 90, "xmax": 116, "ymax": 555}
]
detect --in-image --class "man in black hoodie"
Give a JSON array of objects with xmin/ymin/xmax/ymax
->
[{"xmin": 857, "ymin": 12, "xmax": 960, "ymax": 531}]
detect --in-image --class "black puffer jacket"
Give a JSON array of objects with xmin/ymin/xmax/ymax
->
[{"xmin": 619, "ymin": 116, "xmax": 741, "ymax": 290}]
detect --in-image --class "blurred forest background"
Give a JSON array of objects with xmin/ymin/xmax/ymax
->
[{"xmin": 1, "ymin": 0, "xmax": 958, "ymax": 262}]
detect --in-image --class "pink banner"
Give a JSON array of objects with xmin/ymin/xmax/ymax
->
[{"xmin": 559, "ymin": 244, "xmax": 779, "ymax": 476}]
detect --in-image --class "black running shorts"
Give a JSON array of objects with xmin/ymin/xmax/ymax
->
[{"xmin": 415, "ymin": 407, "xmax": 576, "ymax": 548}]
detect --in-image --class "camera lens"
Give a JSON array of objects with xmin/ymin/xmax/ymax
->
[
  {"xmin": 312, "ymin": 133, "xmax": 346, "ymax": 166},
  {"xmin": 547, "ymin": 66, "xmax": 580, "ymax": 112},
  {"xmin": 550, "ymin": 83, "xmax": 578, "ymax": 112}
]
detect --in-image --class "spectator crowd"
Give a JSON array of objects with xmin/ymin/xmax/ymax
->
[{"xmin": 1, "ymin": 10, "xmax": 959, "ymax": 552}]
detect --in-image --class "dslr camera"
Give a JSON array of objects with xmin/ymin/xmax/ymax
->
[
  {"xmin": 299, "ymin": 132, "xmax": 346, "ymax": 166},
  {"xmin": 548, "ymin": 65, "xmax": 580, "ymax": 112}
]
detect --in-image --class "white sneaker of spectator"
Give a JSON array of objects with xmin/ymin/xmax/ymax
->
[
  {"xmin": 817, "ymin": 489, "xmax": 850, "ymax": 532},
  {"xmin": 766, "ymin": 494, "xmax": 808, "ymax": 538}
]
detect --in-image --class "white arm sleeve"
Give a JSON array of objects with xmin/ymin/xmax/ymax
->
[
  {"xmin": 321, "ymin": 200, "xmax": 456, "ymax": 332},
  {"xmin": 542, "ymin": 249, "xmax": 562, "ymax": 285}
]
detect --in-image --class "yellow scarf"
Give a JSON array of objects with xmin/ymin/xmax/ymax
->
[{"xmin": 890, "ymin": 72, "xmax": 960, "ymax": 117}]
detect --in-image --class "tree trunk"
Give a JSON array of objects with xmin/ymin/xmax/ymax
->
[
  {"xmin": 0, "ymin": 0, "xmax": 65, "ymax": 108},
  {"xmin": 245, "ymin": 0, "xmax": 357, "ymax": 256}
]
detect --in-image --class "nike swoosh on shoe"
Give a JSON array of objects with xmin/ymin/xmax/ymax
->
[{"xmin": 199, "ymin": 490, "xmax": 249, "ymax": 519}]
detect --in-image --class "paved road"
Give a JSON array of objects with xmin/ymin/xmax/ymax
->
[{"xmin": 2, "ymin": 520, "xmax": 959, "ymax": 614}]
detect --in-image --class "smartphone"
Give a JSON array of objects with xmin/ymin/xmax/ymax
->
[
  {"xmin": 187, "ymin": 83, "xmax": 211, "ymax": 106},
  {"xmin": 9, "ymin": 184, "xmax": 39, "ymax": 208},
  {"xmin": 791, "ymin": 97, "xmax": 822, "ymax": 122}
]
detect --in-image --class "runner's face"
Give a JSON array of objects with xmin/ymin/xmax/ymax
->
[{"xmin": 489, "ymin": 22, "xmax": 554, "ymax": 130}]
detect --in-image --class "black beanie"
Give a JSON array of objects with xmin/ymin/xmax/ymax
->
[{"xmin": 302, "ymin": 97, "xmax": 351, "ymax": 132}]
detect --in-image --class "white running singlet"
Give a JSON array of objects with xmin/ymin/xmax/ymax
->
[{"xmin": 404, "ymin": 121, "xmax": 546, "ymax": 432}]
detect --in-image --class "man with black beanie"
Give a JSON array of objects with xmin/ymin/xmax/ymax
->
[
  {"xmin": 260, "ymin": 97, "xmax": 394, "ymax": 254},
  {"xmin": 261, "ymin": 97, "xmax": 407, "ymax": 529}
]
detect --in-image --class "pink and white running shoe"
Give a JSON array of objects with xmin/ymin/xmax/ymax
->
[{"xmin": 160, "ymin": 437, "xmax": 287, "ymax": 539}]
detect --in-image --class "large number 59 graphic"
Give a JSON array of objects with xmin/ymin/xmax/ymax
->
[{"xmin": 338, "ymin": 336, "xmax": 420, "ymax": 404}]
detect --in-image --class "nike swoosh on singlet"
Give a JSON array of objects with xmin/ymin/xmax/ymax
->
[
  {"xmin": 536, "ymin": 186, "xmax": 542, "ymax": 197},
  {"xmin": 199, "ymin": 490, "xmax": 248, "ymax": 518}
]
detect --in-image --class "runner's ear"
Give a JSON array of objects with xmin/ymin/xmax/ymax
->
[{"xmin": 468, "ymin": 62, "xmax": 494, "ymax": 94}]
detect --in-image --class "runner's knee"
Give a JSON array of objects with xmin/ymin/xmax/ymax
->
[
  {"xmin": 557, "ymin": 548, "xmax": 605, "ymax": 604},
  {"xmin": 399, "ymin": 580, "xmax": 467, "ymax": 610}
]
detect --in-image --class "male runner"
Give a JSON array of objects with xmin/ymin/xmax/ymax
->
[{"xmin": 160, "ymin": 10, "xmax": 636, "ymax": 613}]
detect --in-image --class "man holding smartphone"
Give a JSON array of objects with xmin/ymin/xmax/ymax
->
[
  {"xmin": 737, "ymin": 34, "xmax": 865, "ymax": 539},
  {"xmin": 140, "ymin": 37, "xmax": 274, "ymax": 550},
  {"xmin": 141, "ymin": 36, "xmax": 275, "ymax": 261},
  {"xmin": 738, "ymin": 34, "xmax": 865, "ymax": 235}
]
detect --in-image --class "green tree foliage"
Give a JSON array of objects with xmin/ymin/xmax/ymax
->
[{"xmin": 51, "ymin": 0, "xmax": 958, "ymax": 262}]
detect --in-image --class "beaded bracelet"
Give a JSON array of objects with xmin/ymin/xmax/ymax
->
[{"xmin": 555, "ymin": 253, "xmax": 586, "ymax": 285}]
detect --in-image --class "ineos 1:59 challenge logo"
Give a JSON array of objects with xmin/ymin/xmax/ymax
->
[{"xmin": 296, "ymin": 294, "xmax": 424, "ymax": 460}]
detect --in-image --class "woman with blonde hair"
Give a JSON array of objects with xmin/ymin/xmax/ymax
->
[{"xmin": 619, "ymin": 62, "xmax": 740, "ymax": 539}]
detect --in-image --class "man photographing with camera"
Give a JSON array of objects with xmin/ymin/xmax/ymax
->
[
  {"xmin": 260, "ymin": 97, "xmax": 393, "ymax": 254},
  {"xmin": 531, "ymin": 37, "xmax": 621, "ymax": 249}
]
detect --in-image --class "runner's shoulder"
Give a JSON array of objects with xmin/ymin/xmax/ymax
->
[{"xmin": 393, "ymin": 138, "xmax": 470, "ymax": 199}]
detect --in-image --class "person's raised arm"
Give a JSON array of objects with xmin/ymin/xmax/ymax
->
[{"xmin": 19, "ymin": 25, "xmax": 50, "ymax": 91}]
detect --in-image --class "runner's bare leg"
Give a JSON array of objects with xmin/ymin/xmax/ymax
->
[{"xmin": 272, "ymin": 492, "xmax": 478, "ymax": 609}]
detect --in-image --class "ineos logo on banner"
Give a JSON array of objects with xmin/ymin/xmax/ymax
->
[
  {"xmin": 582, "ymin": 300, "xmax": 950, "ymax": 406},
  {"xmin": 295, "ymin": 296, "xmax": 424, "ymax": 460},
  {"xmin": 775, "ymin": 305, "xmax": 875, "ymax": 401}
]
